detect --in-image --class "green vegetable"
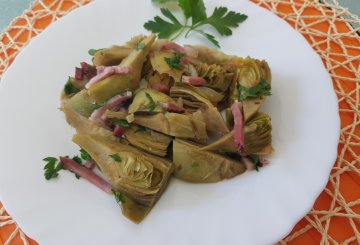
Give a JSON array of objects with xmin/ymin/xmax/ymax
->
[
  {"xmin": 164, "ymin": 52, "xmax": 184, "ymax": 70},
  {"xmin": 113, "ymin": 190, "xmax": 126, "ymax": 203},
  {"xmin": 88, "ymin": 48, "xmax": 103, "ymax": 56},
  {"xmin": 152, "ymin": 0, "xmax": 177, "ymax": 4},
  {"xmin": 80, "ymin": 149, "xmax": 92, "ymax": 161},
  {"xmin": 72, "ymin": 156, "xmax": 82, "ymax": 164},
  {"xmin": 116, "ymin": 119, "xmax": 131, "ymax": 129},
  {"xmin": 136, "ymin": 43, "xmax": 146, "ymax": 51},
  {"xmin": 237, "ymin": 79, "xmax": 271, "ymax": 101},
  {"xmin": 135, "ymin": 125, "xmax": 147, "ymax": 133},
  {"xmin": 145, "ymin": 92, "xmax": 157, "ymax": 112},
  {"xmin": 110, "ymin": 153, "xmax": 122, "ymax": 162},
  {"xmin": 191, "ymin": 162, "xmax": 200, "ymax": 168},
  {"xmin": 144, "ymin": 0, "xmax": 248, "ymax": 47},
  {"xmin": 248, "ymin": 155, "xmax": 260, "ymax": 172},
  {"xmin": 43, "ymin": 157, "xmax": 63, "ymax": 180},
  {"xmin": 64, "ymin": 77, "xmax": 80, "ymax": 95}
]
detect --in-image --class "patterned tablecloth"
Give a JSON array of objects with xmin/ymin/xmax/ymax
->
[{"xmin": 0, "ymin": 0, "xmax": 359, "ymax": 244}]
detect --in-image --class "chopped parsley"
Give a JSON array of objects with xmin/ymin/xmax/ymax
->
[
  {"xmin": 80, "ymin": 149, "xmax": 92, "ymax": 161},
  {"xmin": 116, "ymin": 119, "xmax": 131, "ymax": 129},
  {"xmin": 109, "ymin": 153, "xmax": 122, "ymax": 162},
  {"xmin": 113, "ymin": 190, "xmax": 125, "ymax": 203},
  {"xmin": 135, "ymin": 125, "xmax": 147, "ymax": 133},
  {"xmin": 164, "ymin": 52, "xmax": 184, "ymax": 70},
  {"xmin": 88, "ymin": 48, "xmax": 103, "ymax": 56},
  {"xmin": 248, "ymin": 155, "xmax": 261, "ymax": 172},
  {"xmin": 64, "ymin": 77, "xmax": 80, "ymax": 95},
  {"xmin": 43, "ymin": 157, "xmax": 63, "ymax": 180},
  {"xmin": 237, "ymin": 79, "xmax": 271, "ymax": 101},
  {"xmin": 145, "ymin": 92, "xmax": 157, "ymax": 112},
  {"xmin": 191, "ymin": 162, "xmax": 200, "ymax": 168},
  {"xmin": 136, "ymin": 43, "xmax": 146, "ymax": 51},
  {"xmin": 72, "ymin": 156, "xmax": 82, "ymax": 164}
]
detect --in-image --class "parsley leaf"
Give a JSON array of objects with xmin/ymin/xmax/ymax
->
[
  {"xmin": 109, "ymin": 153, "xmax": 122, "ymax": 162},
  {"xmin": 191, "ymin": 162, "xmax": 200, "ymax": 168},
  {"xmin": 64, "ymin": 77, "xmax": 80, "ymax": 95},
  {"xmin": 144, "ymin": 8, "xmax": 183, "ymax": 39},
  {"xmin": 204, "ymin": 7, "xmax": 248, "ymax": 36},
  {"xmin": 152, "ymin": 0, "xmax": 178, "ymax": 3},
  {"xmin": 145, "ymin": 92, "xmax": 157, "ymax": 112},
  {"xmin": 113, "ymin": 190, "xmax": 126, "ymax": 203},
  {"xmin": 237, "ymin": 79, "xmax": 272, "ymax": 101},
  {"xmin": 72, "ymin": 156, "xmax": 82, "ymax": 164},
  {"xmin": 136, "ymin": 43, "xmax": 146, "ymax": 51},
  {"xmin": 43, "ymin": 157, "xmax": 63, "ymax": 180},
  {"xmin": 88, "ymin": 48, "xmax": 103, "ymax": 56},
  {"xmin": 116, "ymin": 119, "xmax": 131, "ymax": 129},
  {"xmin": 164, "ymin": 52, "xmax": 184, "ymax": 70},
  {"xmin": 179, "ymin": 0, "xmax": 207, "ymax": 24},
  {"xmin": 80, "ymin": 149, "xmax": 92, "ymax": 161},
  {"xmin": 248, "ymin": 155, "xmax": 261, "ymax": 172},
  {"xmin": 145, "ymin": 0, "xmax": 247, "ymax": 47},
  {"xmin": 135, "ymin": 125, "xmax": 147, "ymax": 133}
]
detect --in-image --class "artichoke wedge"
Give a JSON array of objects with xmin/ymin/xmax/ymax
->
[
  {"xmin": 93, "ymin": 46, "xmax": 132, "ymax": 67},
  {"xmin": 128, "ymin": 88, "xmax": 177, "ymax": 114},
  {"xmin": 134, "ymin": 112, "xmax": 208, "ymax": 141},
  {"xmin": 88, "ymin": 34, "xmax": 156, "ymax": 103},
  {"xmin": 201, "ymin": 112, "xmax": 273, "ymax": 155},
  {"xmin": 150, "ymin": 51, "xmax": 183, "ymax": 82},
  {"xmin": 124, "ymin": 127, "xmax": 172, "ymax": 157},
  {"xmin": 192, "ymin": 106, "xmax": 229, "ymax": 134},
  {"xmin": 173, "ymin": 139, "xmax": 246, "ymax": 183},
  {"xmin": 65, "ymin": 89, "xmax": 98, "ymax": 118},
  {"xmin": 194, "ymin": 62, "xmax": 233, "ymax": 92},
  {"xmin": 170, "ymin": 83, "xmax": 223, "ymax": 111},
  {"xmin": 72, "ymin": 134, "xmax": 173, "ymax": 220}
]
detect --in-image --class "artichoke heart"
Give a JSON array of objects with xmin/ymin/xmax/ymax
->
[
  {"xmin": 93, "ymin": 46, "xmax": 132, "ymax": 67},
  {"xmin": 134, "ymin": 112, "xmax": 208, "ymax": 141},
  {"xmin": 173, "ymin": 139, "xmax": 246, "ymax": 183},
  {"xmin": 128, "ymin": 88, "xmax": 176, "ymax": 114},
  {"xmin": 88, "ymin": 34, "xmax": 156, "ymax": 103},
  {"xmin": 194, "ymin": 62, "xmax": 233, "ymax": 92},
  {"xmin": 124, "ymin": 127, "xmax": 172, "ymax": 157},
  {"xmin": 150, "ymin": 51, "xmax": 183, "ymax": 82},
  {"xmin": 201, "ymin": 112, "xmax": 273, "ymax": 155},
  {"xmin": 72, "ymin": 134, "xmax": 173, "ymax": 207},
  {"xmin": 65, "ymin": 89, "xmax": 98, "ymax": 118}
]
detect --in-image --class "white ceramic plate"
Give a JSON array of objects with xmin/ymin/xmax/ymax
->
[{"xmin": 0, "ymin": 0, "xmax": 339, "ymax": 244}]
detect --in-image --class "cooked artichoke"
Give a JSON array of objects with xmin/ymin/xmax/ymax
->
[
  {"xmin": 173, "ymin": 139, "xmax": 246, "ymax": 183},
  {"xmin": 124, "ymin": 127, "xmax": 172, "ymax": 157},
  {"xmin": 194, "ymin": 62, "xmax": 233, "ymax": 92},
  {"xmin": 150, "ymin": 51, "xmax": 183, "ymax": 82},
  {"xmin": 134, "ymin": 112, "xmax": 208, "ymax": 141},
  {"xmin": 201, "ymin": 112, "xmax": 273, "ymax": 155},
  {"xmin": 192, "ymin": 106, "xmax": 229, "ymax": 134},
  {"xmin": 128, "ymin": 88, "xmax": 176, "ymax": 114},
  {"xmin": 65, "ymin": 89, "xmax": 98, "ymax": 118},
  {"xmin": 72, "ymin": 134, "xmax": 173, "ymax": 222},
  {"xmin": 88, "ymin": 34, "xmax": 156, "ymax": 103},
  {"xmin": 93, "ymin": 46, "xmax": 132, "ymax": 67}
]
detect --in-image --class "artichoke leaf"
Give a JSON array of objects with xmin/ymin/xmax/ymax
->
[
  {"xmin": 72, "ymin": 134, "xmax": 173, "ymax": 207},
  {"xmin": 65, "ymin": 89, "xmax": 98, "ymax": 118},
  {"xmin": 88, "ymin": 34, "xmax": 156, "ymax": 103},
  {"xmin": 200, "ymin": 106, "xmax": 229, "ymax": 134},
  {"xmin": 124, "ymin": 127, "xmax": 172, "ymax": 157},
  {"xmin": 150, "ymin": 51, "xmax": 183, "ymax": 82},
  {"xmin": 128, "ymin": 88, "xmax": 176, "ymax": 114},
  {"xmin": 93, "ymin": 46, "xmax": 132, "ymax": 67},
  {"xmin": 134, "ymin": 112, "xmax": 208, "ymax": 141},
  {"xmin": 173, "ymin": 139, "xmax": 246, "ymax": 183}
]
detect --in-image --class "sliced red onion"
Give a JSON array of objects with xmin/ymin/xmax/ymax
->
[
  {"xmin": 113, "ymin": 125, "xmax": 125, "ymax": 137},
  {"xmin": 75, "ymin": 67, "xmax": 83, "ymax": 80},
  {"xmin": 231, "ymin": 102, "xmax": 244, "ymax": 153},
  {"xmin": 151, "ymin": 83, "xmax": 170, "ymax": 94},
  {"xmin": 86, "ymin": 66, "xmax": 132, "ymax": 89},
  {"xmin": 160, "ymin": 42, "xmax": 186, "ymax": 53},
  {"xmin": 162, "ymin": 102, "xmax": 184, "ymax": 113},
  {"xmin": 182, "ymin": 76, "xmax": 207, "ymax": 86},
  {"xmin": 180, "ymin": 56, "xmax": 189, "ymax": 65},
  {"xmin": 80, "ymin": 62, "xmax": 97, "ymax": 80},
  {"xmin": 60, "ymin": 157, "xmax": 113, "ymax": 194}
]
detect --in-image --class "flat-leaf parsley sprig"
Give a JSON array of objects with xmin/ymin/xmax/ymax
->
[{"xmin": 144, "ymin": 0, "xmax": 248, "ymax": 47}]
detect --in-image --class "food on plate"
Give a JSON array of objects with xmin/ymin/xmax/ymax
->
[{"xmin": 44, "ymin": 34, "xmax": 273, "ymax": 223}]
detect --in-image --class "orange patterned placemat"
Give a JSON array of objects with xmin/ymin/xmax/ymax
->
[{"xmin": 0, "ymin": 0, "xmax": 359, "ymax": 244}]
